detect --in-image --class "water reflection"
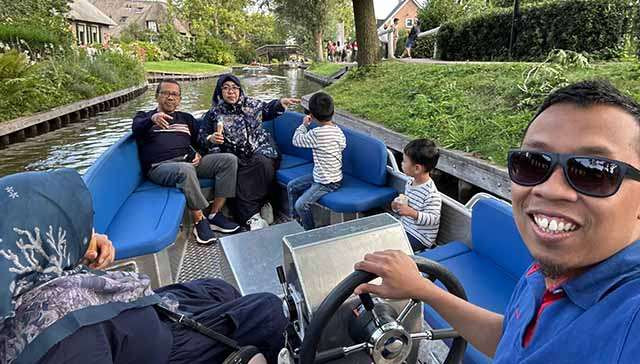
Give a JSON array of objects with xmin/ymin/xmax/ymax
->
[{"xmin": 0, "ymin": 68, "xmax": 320, "ymax": 177}]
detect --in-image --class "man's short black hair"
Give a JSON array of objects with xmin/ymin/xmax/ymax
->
[
  {"xmin": 308, "ymin": 92, "xmax": 334, "ymax": 121},
  {"xmin": 155, "ymin": 79, "xmax": 181, "ymax": 97},
  {"xmin": 525, "ymin": 80, "xmax": 640, "ymax": 147},
  {"xmin": 404, "ymin": 138, "xmax": 440, "ymax": 172}
]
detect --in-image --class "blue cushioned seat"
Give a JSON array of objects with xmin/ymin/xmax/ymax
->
[
  {"xmin": 418, "ymin": 241, "xmax": 470, "ymax": 262},
  {"xmin": 276, "ymin": 163, "xmax": 314, "ymax": 185},
  {"xmin": 280, "ymin": 154, "xmax": 312, "ymax": 170},
  {"xmin": 419, "ymin": 197, "xmax": 534, "ymax": 364},
  {"xmin": 317, "ymin": 175, "xmax": 397, "ymax": 213},
  {"xmin": 106, "ymin": 185, "xmax": 185, "ymax": 259},
  {"xmin": 273, "ymin": 111, "xmax": 396, "ymax": 213},
  {"xmin": 272, "ymin": 113, "xmax": 313, "ymax": 162},
  {"xmin": 199, "ymin": 178, "xmax": 214, "ymax": 189},
  {"xmin": 83, "ymin": 133, "xmax": 186, "ymax": 260}
]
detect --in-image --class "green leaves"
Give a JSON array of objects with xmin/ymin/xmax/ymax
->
[
  {"xmin": 436, "ymin": 0, "xmax": 632, "ymax": 61},
  {"xmin": 0, "ymin": 49, "xmax": 144, "ymax": 122}
]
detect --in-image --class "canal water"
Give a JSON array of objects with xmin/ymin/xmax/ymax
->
[{"xmin": 0, "ymin": 68, "xmax": 320, "ymax": 177}]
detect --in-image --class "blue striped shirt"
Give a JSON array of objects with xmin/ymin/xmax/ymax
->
[
  {"xmin": 292, "ymin": 123, "xmax": 346, "ymax": 184},
  {"xmin": 401, "ymin": 177, "xmax": 442, "ymax": 248}
]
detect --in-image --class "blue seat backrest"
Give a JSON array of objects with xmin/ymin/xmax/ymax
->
[
  {"xmin": 83, "ymin": 133, "xmax": 143, "ymax": 234},
  {"xmin": 272, "ymin": 111, "xmax": 313, "ymax": 161},
  {"xmin": 262, "ymin": 119, "xmax": 274, "ymax": 136},
  {"xmin": 471, "ymin": 198, "xmax": 533, "ymax": 279},
  {"xmin": 340, "ymin": 127, "xmax": 387, "ymax": 186},
  {"xmin": 273, "ymin": 111, "xmax": 388, "ymax": 186}
]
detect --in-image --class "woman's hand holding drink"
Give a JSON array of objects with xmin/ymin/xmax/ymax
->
[{"xmin": 208, "ymin": 121, "xmax": 225, "ymax": 144}]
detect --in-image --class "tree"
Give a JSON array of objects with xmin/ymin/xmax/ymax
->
[
  {"xmin": 352, "ymin": 0, "xmax": 378, "ymax": 65},
  {"xmin": 269, "ymin": 0, "xmax": 336, "ymax": 61},
  {"xmin": 327, "ymin": 0, "xmax": 356, "ymax": 42}
]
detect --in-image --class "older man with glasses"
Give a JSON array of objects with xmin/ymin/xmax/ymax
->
[
  {"xmin": 354, "ymin": 80, "xmax": 640, "ymax": 362},
  {"xmin": 132, "ymin": 79, "xmax": 240, "ymax": 245}
]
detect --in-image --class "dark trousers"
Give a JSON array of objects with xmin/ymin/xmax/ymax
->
[
  {"xmin": 229, "ymin": 154, "xmax": 278, "ymax": 224},
  {"xmin": 157, "ymin": 279, "xmax": 287, "ymax": 364}
]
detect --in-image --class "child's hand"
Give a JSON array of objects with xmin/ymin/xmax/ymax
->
[
  {"xmin": 391, "ymin": 200, "xmax": 401, "ymax": 212},
  {"xmin": 303, "ymin": 115, "xmax": 312, "ymax": 126},
  {"xmin": 396, "ymin": 204, "xmax": 417, "ymax": 219}
]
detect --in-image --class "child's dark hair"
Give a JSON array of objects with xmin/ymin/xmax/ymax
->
[
  {"xmin": 308, "ymin": 92, "xmax": 334, "ymax": 121},
  {"xmin": 404, "ymin": 139, "xmax": 439, "ymax": 172}
]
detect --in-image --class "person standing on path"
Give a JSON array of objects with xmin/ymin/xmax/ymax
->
[{"xmin": 402, "ymin": 20, "xmax": 421, "ymax": 59}]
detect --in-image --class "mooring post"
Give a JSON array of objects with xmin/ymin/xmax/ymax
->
[
  {"xmin": 38, "ymin": 121, "xmax": 50, "ymax": 134},
  {"xmin": 0, "ymin": 135, "xmax": 9, "ymax": 148},
  {"xmin": 457, "ymin": 180, "xmax": 475, "ymax": 203},
  {"xmin": 50, "ymin": 117, "xmax": 62, "ymax": 130},
  {"xmin": 26, "ymin": 125, "xmax": 39, "ymax": 138}
]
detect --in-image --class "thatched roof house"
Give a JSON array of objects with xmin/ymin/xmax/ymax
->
[
  {"xmin": 67, "ymin": 0, "xmax": 117, "ymax": 45},
  {"xmin": 89, "ymin": 0, "xmax": 190, "ymax": 38}
]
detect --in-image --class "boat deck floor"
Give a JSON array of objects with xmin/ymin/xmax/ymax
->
[{"xmin": 174, "ymin": 213, "xmax": 450, "ymax": 364}]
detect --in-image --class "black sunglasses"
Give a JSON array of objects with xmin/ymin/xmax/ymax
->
[{"xmin": 508, "ymin": 150, "xmax": 640, "ymax": 197}]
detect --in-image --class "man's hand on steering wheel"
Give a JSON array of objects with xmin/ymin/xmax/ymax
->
[{"xmin": 354, "ymin": 250, "xmax": 435, "ymax": 300}]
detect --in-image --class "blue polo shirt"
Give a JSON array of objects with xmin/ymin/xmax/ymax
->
[{"xmin": 494, "ymin": 240, "xmax": 640, "ymax": 363}]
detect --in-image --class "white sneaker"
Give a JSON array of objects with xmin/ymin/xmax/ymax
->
[
  {"xmin": 247, "ymin": 213, "xmax": 269, "ymax": 231},
  {"xmin": 260, "ymin": 202, "xmax": 274, "ymax": 225}
]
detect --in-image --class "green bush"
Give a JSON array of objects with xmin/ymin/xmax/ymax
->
[
  {"xmin": 192, "ymin": 37, "xmax": 235, "ymax": 65},
  {"xmin": 0, "ymin": 1, "xmax": 72, "ymax": 49},
  {"xmin": 120, "ymin": 41, "xmax": 166, "ymax": 62},
  {"xmin": 436, "ymin": 0, "xmax": 632, "ymax": 61},
  {"xmin": 411, "ymin": 34, "xmax": 437, "ymax": 58},
  {"xmin": 0, "ymin": 49, "xmax": 144, "ymax": 122},
  {"xmin": 0, "ymin": 23, "xmax": 62, "ymax": 52}
]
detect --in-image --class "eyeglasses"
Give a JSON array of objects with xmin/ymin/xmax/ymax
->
[
  {"xmin": 507, "ymin": 150, "xmax": 640, "ymax": 197},
  {"xmin": 221, "ymin": 86, "xmax": 240, "ymax": 93},
  {"xmin": 159, "ymin": 91, "xmax": 180, "ymax": 98}
]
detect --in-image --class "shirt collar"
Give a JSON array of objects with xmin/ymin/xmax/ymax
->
[{"xmin": 555, "ymin": 240, "xmax": 640, "ymax": 310}]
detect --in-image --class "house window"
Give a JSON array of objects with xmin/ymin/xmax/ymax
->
[
  {"xmin": 146, "ymin": 20, "xmax": 158, "ymax": 32},
  {"xmin": 119, "ymin": 16, "xmax": 128, "ymax": 23},
  {"xmin": 76, "ymin": 23, "xmax": 87, "ymax": 45},
  {"xmin": 90, "ymin": 25, "xmax": 99, "ymax": 43},
  {"xmin": 405, "ymin": 18, "xmax": 414, "ymax": 28}
]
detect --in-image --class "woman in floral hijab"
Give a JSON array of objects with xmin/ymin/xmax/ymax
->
[
  {"xmin": 200, "ymin": 74, "xmax": 300, "ymax": 229},
  {"xmin": 0, "ymin": 169, "xmax": 287, "ymax": 364}
]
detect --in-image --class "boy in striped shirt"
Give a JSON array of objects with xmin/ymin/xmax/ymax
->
[
  {"xmin": 287, "ymin": 92, "xmax": 346, "ymax": 230},
  {"xmin": 393, "ymin": 138, "xmax": 442, "ymax": 251}
]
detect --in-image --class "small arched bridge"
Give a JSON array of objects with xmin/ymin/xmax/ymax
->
[{"xmin": 255, "ymin": 44, "xmax": 303, "ymax": 62}]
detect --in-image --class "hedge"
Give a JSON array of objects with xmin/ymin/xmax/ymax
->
[
  {"xmin": 436, "ymin": 0, "xmax": 631, "ymax": 61},
  {"xmin": 0, "ymin": 23, "xmax": 65, "ymax": 51},
  {"xmin": 395, "ymin": 30, "xmax": 437, "ymax": 58}
]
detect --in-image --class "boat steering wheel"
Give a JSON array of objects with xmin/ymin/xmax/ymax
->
[{"xmin": 299, "ymin": 256, "xmax": 468, "ymax": 364}]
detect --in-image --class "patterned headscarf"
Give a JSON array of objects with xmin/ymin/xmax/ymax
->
[{"xmin": 0, "ymin": 169, "xmax": 159, "ymax": 364}]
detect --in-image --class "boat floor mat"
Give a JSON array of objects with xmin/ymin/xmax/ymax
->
[{"xmin": 177, "ymin": 214, "xmax": 291, "ymax": 286}]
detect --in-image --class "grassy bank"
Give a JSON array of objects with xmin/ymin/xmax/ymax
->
[
  {"xmin": 307, "ymin": 62, "xmax": 347, "ymax": 77},
  {"xmin": 144, "ymin": 61, "xmax": 229, "ymax": 74},
  {"xmin": 326, "ymin": 61, "xmax": 640, "ymax": 166},
  {"xmin": 0, "ymin": 49, "xmax": 145, "ymax": 123}
]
